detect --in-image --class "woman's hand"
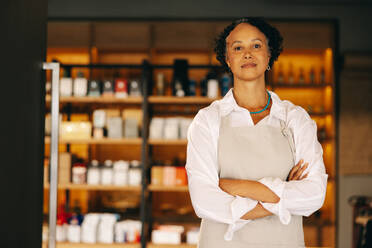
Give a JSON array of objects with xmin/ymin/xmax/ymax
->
[{"xmin": 287, "ymin": 159, "xmax": 309, "ymax": 181}]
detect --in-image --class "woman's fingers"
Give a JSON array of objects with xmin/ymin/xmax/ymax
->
[
  {"xmin": 299, "ymin": 173, "xmax": 309, "ymax": 180},
  {"xmin": 288, "ymin": 159, "xmax": 303, "ymax": 180},
  {"xmin": 288, "ymin": 160, "xmax": 309, "ymax": 181},
  {"xmin": 293, "ymin": 163, "xmax": 309, "ymax": 180}
]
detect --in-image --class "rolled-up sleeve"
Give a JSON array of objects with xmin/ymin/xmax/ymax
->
[
  {"xmin": 258, "ymin": 109, "xmax": 328, "ymax": 224},
  {"xmin": 186, "ymin": 110, "xmax": 258, "ymax": 240}
]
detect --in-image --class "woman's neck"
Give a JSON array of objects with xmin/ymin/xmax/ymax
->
[{"xmin": 232, "ymin": 77, "xmax": 268, "ymax": 111}]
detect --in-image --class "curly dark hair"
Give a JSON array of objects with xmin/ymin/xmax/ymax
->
[{"xmin": 215, "ymin": 17, "xmax": 283, "ymax": 72}]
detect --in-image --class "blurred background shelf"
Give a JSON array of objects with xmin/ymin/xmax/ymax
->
[
  {"xmin": 148, "ymin": 96, "xmax": 217, "ymax": 104},
  {"xmin": 44, "ymin": 137, "xmax": 142, "ymax": 145},
  {"xmin": 147, "ymin": 243, "xmax": 196, "ymax": 248},
  {"xmin": 44, "ymin": 183, "xmax": 141, "ymax": 191},
  {"xmin": 148, "ymin": 185, "xmax": 189, "ymax": 192},
  {"xmin": 42, "ymin": 242, "xmax": 141, "ymax": 248},
  {"xmin": 46, "ymin": 95, "xmax": 143, "ymax": 104},
  {"xmin": 148, "ymin": 139, "xmax": 187, "ymax": 145}
]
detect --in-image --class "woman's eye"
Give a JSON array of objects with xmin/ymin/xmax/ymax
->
[
  {"xmin": 253, "ymin": 44, "xmax": 262, "ymax": 49},
  {"xmin": 233, "ymin": 46, "xmax": 242, "ymax": 51}
]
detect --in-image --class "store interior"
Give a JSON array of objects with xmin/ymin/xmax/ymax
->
[{"xmin": 2, "ymin": 1, "xmax": 371, "ymax": 248}]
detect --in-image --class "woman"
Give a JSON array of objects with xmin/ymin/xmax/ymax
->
[{"xmin": 186, "ymin": 17, "xmax": 328, "ymax": 248}]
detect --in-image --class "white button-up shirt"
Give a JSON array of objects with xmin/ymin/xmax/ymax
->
[{"xmin": 186, "ymin": 88, "xmax": 328, "ymax": 240}]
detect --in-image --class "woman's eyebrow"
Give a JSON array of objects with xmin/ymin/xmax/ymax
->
[
  {"xmin": 229, "ymin": 40, "xmax": 242, "ymax": 46},
  {"xmin": 251, "ymin": 38, "xmax": 263, "ymax": 42}
]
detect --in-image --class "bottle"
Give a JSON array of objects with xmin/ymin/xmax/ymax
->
[
  {"xmin": 73, "ymin": 71, "xmax": 88, "ymax": 96},
  {"xmin": 288, "ymin": 63, "xmax": 294, "ymax": 84},
  {"xmin": 87, "ymin": 160, "xmax": 101, "ymax": 185},
  {"xmin": 200, "ymin": 77, "xmax": 208, "ymax": 97},
  {"xmin": 320, "ymin": 66, "xmax": 326, "ymax": 84},
  {"xmin": 277, "ymin": 63, "xmax": 284, "ymax": 84},
  {"xmin": 156, "ymin": 73, "xmax": 165, "ymax": 96},
  {"xmin": 188, "ymin": 79, "xmax": 196, "ymax": 96},
  {"xmin": 129, "ymin": 79, "xmax": 142, "ymax": 97},
  {"xmin": 88, "ymin": 80, "xmax": 101, "ymax": 97},
  {"xmin": 60, "ymin": 69, "xmax": 73, "ymax": 96},
  {"xmin": 129, "ymin": 160, "xmax": 142, "ymax": 186},
  {"xmin": 101, "ymin": 160, "xmax": 113, "ymax": 185},
  {"xmin": 67, "ymin": 201, "xmax": 82, "ymax": 243},
  {"xmin": 220, "ymin": 73, "xmax": 232, "ymax": 97},
  {"xmin": 113, "ymin": 160, "xmax": 129, "ymax": 186},
  {"xmin": 309, "ymin": 66, "xmax": 316, "ymax": 84},
  {"xmin": 102, "ymin": 80, "xmax": 115, "ymax": 97},
  {"xmin": 207, "ymin": 79, "xmax": 219, "ymax": 98},
  {"xmin": 171, "ymin": 59, "xmax": 188, "ymax": 97},
  {"xmin": 72, "ymin": 163, "xmax": 87, "ymax": 184},
  {"xmin": 114, "ymin": 78, "xmax": 128, "ymax": 98},
  {"xmin": 298, "ymin": 68, "xmax": 305, "ymax": 84}
]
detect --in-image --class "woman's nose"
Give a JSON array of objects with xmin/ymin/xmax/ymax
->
[{"xmin": 244, "ymin": 50, "xmax": 253, "ymax": 59}]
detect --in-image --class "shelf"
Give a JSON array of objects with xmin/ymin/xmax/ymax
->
[
  {"xmin": 43, "ymin": 242, "xmax": 140, "ymax": 248},
  {"xmin": 149, "ymin": 96, "xmax": 218, "ymax": 104},
  {"xmin": 147, "ymin": 244, "xmax": 196, "ymax": 248},
  {"xmin": 148, "ymin": 185, "xmax": 188, "ymax": 192},
  {"xmin": 45, "ymin": 137, "xmax": 142, "ymax": 145},
  {"xmin": 148, "ymin": 139, "xmax": 187, "ymax": 145},
  {"xmin": 44, "ymin": 183, "xmax": 141, "ymax": 191},
  {"xmin": 46, "ymin": 95, "xmax": 143, "ymax": 104},
  {"xmin": 308, "ymin": 112, "xmax": 333, "ymax": 117}
]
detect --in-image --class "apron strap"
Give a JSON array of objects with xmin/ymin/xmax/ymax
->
[{"xmin": 279, "ymin": 119, "xmax": 296, "ymax": 165}]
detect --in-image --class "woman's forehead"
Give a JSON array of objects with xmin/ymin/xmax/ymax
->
[{"xmin": 226, "ymin": 23, "xmax": 267, "ymax": 44}]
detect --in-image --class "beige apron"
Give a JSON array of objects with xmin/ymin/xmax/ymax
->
[{"xmin": 198, "ymin": 115, "xmax": 305, "ymax": 248}]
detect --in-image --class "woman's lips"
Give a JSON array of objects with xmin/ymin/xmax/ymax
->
[{"xmin": 241, "ymin": 63, "xmax": 257, "ymax": 68}]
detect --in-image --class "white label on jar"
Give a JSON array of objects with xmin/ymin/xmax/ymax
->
[
  {"xmin": 101, "ymin": 168, "xmax": 113, "ymax": 185},
  {"xmin": 128, "ymin": 169, "xmax": 142, "ymax": 186},
  {"xmin": 87, "ymin": 168, "xmax": 100, "ymax": 185},
  {"xmin": 72, "ymin": 167, "xmax": 87, "ymax": 184}
]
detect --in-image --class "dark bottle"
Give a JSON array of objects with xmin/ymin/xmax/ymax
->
[
  {"xmin": 277, "ymin": 63, "xmax": 284, "ymax": 84},
  {"xmin": 320, "ymin": 66, "xmax": 326, "ymax": 84},
  {"xmin": 309, "ymin": 66, "xmax": 316, "ymax": 84},
  {"xmin": 220, "ymin": 73, "xmax": 232, "ymax": 97},
  {"xmin": 288, "ymin": 63, "xmax": 294, "ymax": 84},
  {"xmin": 171, "ymin": 59, "xmax": 189, "ymax": 97},
  {"xmin": 188, "ymin": 79, "xmax": 196, "ymax": 96},
  {"xmin": 201, "ymin": 70, "xmax": 218, "ymax": 97},
  {"xmin": 298, "ymin": 68, "xmax": 305, "ymax": 84}
]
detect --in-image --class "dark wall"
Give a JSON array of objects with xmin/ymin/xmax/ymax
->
[
  {"xmin": 47, "ymin": 0, "xmax": 372, "ymax": 52},
  {"xmin": 1, "ymin": 0, "xmax": 47, "ymax": 247}
]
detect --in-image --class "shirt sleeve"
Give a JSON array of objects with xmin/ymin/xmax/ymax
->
[
  {"xmin": 258, "ymin": 109, "xmax": 328, "ymax": 225},
  {"xmin": 186, "ymin": 110, "xmax": 258, "ymax": 240}
]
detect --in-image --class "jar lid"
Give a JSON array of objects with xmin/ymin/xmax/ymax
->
[
  {"xmin": 114, "ymin": 160, "xmax": 129, "ymax": 170},
  {"xmin": 104, "ymin": 160, "xmax": 113, "ymax": 167},
  {"xmin": 91, "ymin": 160, "xmax": 99, "ymax": 167},
  {"xmin": 130, "ymin": 160, "xmax": 141, "ymax": 168}
]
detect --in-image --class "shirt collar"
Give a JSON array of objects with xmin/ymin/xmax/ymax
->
[{"xmin": 218, "ymin": 88, "xmax": 286, "ymax": 121}]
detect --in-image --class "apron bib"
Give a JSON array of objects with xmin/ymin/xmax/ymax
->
[{"xmin": 198, "ymin": 115, "xmax": 305, "ymax": 248}]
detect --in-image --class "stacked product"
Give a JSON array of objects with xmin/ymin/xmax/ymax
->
[
  {"xmin": 55, "ymin": 211, "xmax": 141, "ymax": 244},
  {"xmin": 149, "ymin": 117, "xmax": 192, "ymax": 140},
  {"xmin": 151, "ymin": 165, "xmax": 187, "ymax": 187},
  {"xmin": 151, "ymin": 225, "xmax": 199, "ymax": 245},
  {"xmin": 59, "ymin": 70, "xmax": 142, "ymax": 98}
]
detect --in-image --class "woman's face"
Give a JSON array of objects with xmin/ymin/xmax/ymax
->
[{"xmin": 225, "ymin": 23, "xmax": 270, "ymax": 82}]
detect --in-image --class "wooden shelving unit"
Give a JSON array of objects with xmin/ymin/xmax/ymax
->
[
  {"xmin": 148, "ymin": 96, "xmax": 216, "ymax": 104},
  {"xmin": 46, "ymin": 95, "xmax": 143, "ymax": 104},
  {"xmin": 147, "ymin": 244, "xmax": 196, "ymax": 248},
  {"xmin": 148, "ymin": 139, "xmax": 187, "ymax": 146},
  {"xmin": 148, "ymin": 185, "xmax": 188, "ymax": 192},
  {"xmin": 42, "ymin": 242, "xmax": 141, "ymax": 248},
  {"xmin": 44, "ymin": 183, "xmax": 141, "ymax": 191},
  {"xmin": 44, "ymin": 137, "xmax": 142, "ymax": 145}
]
